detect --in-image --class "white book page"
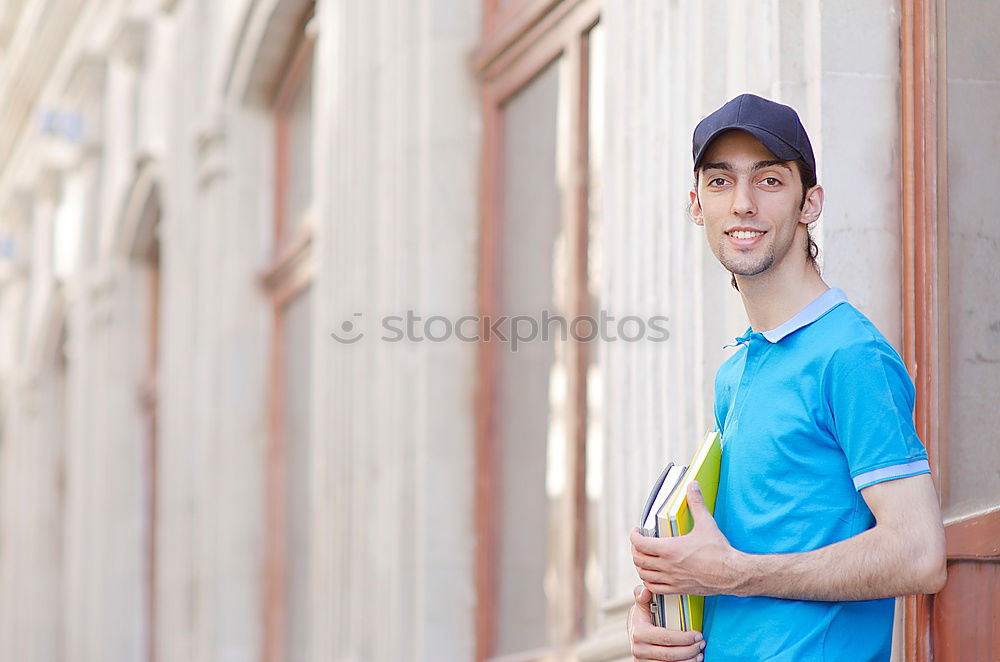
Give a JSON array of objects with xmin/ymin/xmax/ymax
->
[{"xmin": 642, "ymin": 465, "xmax": 685, "ymax": 531}]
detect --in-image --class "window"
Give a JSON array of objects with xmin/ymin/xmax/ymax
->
[
  {"xmin": 494, "ymin": 59, "xmax": 560, "ymax": 654},
  {"xmin": 941, "ymin": 0, "xmax": 1000, "ymax": 520},
  {"xmin": 475, "ymin": 2, "xmax": 603, "ymax": 659}
]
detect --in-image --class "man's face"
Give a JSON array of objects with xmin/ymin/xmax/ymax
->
[{"xmin": 689, "ymin": 130, "xmax": 820, "ymax": 280}]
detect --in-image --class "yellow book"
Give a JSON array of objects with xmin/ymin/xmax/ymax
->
[{"xmin": 657, "ymin": 429, "xmax": 723, "ymax": 632}]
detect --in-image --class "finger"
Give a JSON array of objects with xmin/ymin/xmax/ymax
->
[
  {"xmin": 631, "ymin": 638, "xmax": 705, "ymax": 661},
  {"xmin": 631, "ymin": 649, "xmax": 703, "ymax": 661},
  {"xmin": 633, "ymin": 544, "xmax": 672, "ymax": 572},
  {"xmin": 631, "ymin": 587, "xmax": 653, "ymax": 625},
  {"xmin": 632, "ymin": 546, "xmax": 653, "ymax": 569},
  {"xmin": 642, "ymin": 580, "xmax": 675, "ymax": 594},
  {"xmin": 631, "ymin": 529, "xmax": 658, "ymax": 554},
  {"xmin": 634, "ymin": 555, "xmax": 661, "ymax": 575},
  {"xmin": 686, "ymin": 481, "xmax": 711, "ymax": 526},
  {"xmin": 638, "ymin": 570, "xmax": 676, "ymax": 592},
  {"xmin": 648, "ymin": 627, "xmax": 703, "ymax": 647},
  {"xmin": 637, "ymin": 566, "xmax": 668, "ymax": 582},
  {"xmin": 634, "ymin": 536, "xmax": 680, "ymax": 564}
]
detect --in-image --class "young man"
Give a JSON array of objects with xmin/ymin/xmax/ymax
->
[{"xmin": 626, "ymin": 94, "xmax": 947, "ymax": 662}]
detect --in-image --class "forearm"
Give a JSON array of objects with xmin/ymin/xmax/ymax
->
[{"xmin": 729, "ymin": 523, "xmax": 946, "ymax": 601}]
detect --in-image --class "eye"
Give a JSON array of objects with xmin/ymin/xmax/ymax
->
[
  {"xmin": 708, "ymin": 177, "xmax": 728, "ymax": 186},
  {"xmin": 761, "ymin": 177, "xmax": 782, "ymax": 187}
]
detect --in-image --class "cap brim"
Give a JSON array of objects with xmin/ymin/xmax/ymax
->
[{"xmin": 694, "ymin": 125, "xmax": 801, "ymax": 169}]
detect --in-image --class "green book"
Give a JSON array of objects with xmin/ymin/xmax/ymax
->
[{"xmin": 659, "ymin": 429, "xmax": 723, "ymax": 632}]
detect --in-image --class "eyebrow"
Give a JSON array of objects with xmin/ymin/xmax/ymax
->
[{"xmin": 700, "ymin": 159, "xmax": 794, "ymax": 174}]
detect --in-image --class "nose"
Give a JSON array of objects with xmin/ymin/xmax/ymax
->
[{"xmin": 731, "ymin": 180, "xmax": 756, "ymax": 217}]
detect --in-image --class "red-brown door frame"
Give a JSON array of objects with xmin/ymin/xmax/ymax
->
[
  {"xmin": 260, "ymin": 243, "xmax": 314, "ymax": 662},
  {"xmin": 900, "ymin": 0, "xmax": 1000, "ymax": 658},
  {"xmin": 900, "ymin": 0, "xmax": 945, "ymax": 658}
]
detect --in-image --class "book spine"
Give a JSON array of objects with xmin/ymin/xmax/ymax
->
[
  {"xmin": 651, "ymin": 595, "xmax": 664, "ymax": 628},
  {"xmin": 639, "ymin": 526, "xmax": 661, "ymax": 626},
  {"xmin": 668, "ymin": 516, "xmax": 691, "ymax": 631}
]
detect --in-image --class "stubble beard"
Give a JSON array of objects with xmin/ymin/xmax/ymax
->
[{"xmin": 717, "ymin": 238, "xmax": 776, "ymax": 277}]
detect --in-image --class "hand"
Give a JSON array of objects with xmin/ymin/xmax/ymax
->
[
  {"xmin": 630, "ymin": 482, "xmax": 741, "ymax": 596},
  {"xmin": 628, "ymin": 584, "xmax": 706, "ymax": 661}
]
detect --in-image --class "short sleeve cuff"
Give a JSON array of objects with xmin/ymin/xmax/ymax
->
[{"xmin": 852, "ymin": 459, "xmax": 931, "ymax": 491}]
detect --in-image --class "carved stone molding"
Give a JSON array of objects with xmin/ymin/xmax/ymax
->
[
  {"xmin": 111, "ymin": 18, "xmax": 150, "ymax": 69},
  {"xmin": 115, "ymin": 152, "xmax": 161, "ymax": 259},
  {"xmin": 195, "ymin": 113, "xmax": 227, "ymax": 189},
  {"xmin": 223, "ymin": 0, "xmax": 315, "ymax": 105},
  {"xmin": 86, "ymin": 266, "xmax": 118, "ymax": 329},
  {"xmin": 34, "ymin": 166, "xmax": 61, "ymax": 201}
]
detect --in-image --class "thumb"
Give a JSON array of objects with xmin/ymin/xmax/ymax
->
[
  {"xmin": 632, "ymin": 584, "xmax": 653, "ymax": 624},
  {"xmin": 687, "ymin": 481, "xmax": 712, "ymax": 523}
]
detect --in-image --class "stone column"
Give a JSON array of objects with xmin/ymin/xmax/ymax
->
[
  {"xmin": 0, "ymin": 192, "xmax": 36, "ymax": 662},
  {"xmin": 815, "ymin": 0, "xmax": 902, "ymax": 346},
  {"xmin": 311, "ymin": 0, "xmax": 481, "ymax": 660}
]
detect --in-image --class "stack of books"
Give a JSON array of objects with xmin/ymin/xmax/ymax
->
[{"xmin": 639, "ymin": 429, "xmax": 722, "ymax": 632}]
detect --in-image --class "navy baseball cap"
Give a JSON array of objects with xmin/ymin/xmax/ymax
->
[{"xmin": 692, "ymin": 94, "xmax": 815, "ymax": 173}]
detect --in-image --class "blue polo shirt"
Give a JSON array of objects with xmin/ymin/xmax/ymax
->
[{"xmin": 702, "ymin": 287, "xmax": 930, "ymax": 662}]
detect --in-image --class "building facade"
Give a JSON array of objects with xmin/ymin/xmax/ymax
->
[{"xmin": 0, "ymin": 1, "xmax": 995, "ymax": 661}]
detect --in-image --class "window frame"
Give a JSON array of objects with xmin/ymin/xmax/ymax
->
[
  {"xmin": 259, "ymin": 21, "xmax": 316, "ymax": 662},
  {"xmin": 474, "ymin": 1, "xmax": 601, "ymax": 660}
]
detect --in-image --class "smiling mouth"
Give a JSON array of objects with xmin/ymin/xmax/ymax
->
[{"xmin": 726, "ymin": 229, "xmax": 766, "ymax": 240}]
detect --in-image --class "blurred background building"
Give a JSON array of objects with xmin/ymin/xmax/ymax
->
[{"xmin": 0, "ymin": 0, "xmax": 996, "ymax": 661}]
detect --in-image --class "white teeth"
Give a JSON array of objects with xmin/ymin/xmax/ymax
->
[{"xmin": 730, "ymin": 230, "xmax": 764, "ymax": 240}]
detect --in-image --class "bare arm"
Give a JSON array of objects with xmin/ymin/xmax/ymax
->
[
  {"xmin": 729, "ymin": 473, "xmax": 947, "ymax": 600},
  {"xmin": 630, "ymin": 475, "xmax": 947, "ymax": 602}
]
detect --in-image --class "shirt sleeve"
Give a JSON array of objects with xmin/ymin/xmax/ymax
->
[{"xmin": 824, "ymin": 337, "xmax": 930, "ymax": 491}]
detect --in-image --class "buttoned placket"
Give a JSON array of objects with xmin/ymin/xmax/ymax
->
[{"xmin": 722, "ymin": 331, "xmax": 769, "ymax": 439}]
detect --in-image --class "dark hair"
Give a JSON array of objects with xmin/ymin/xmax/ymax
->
[{"xmin": 692, "ymin": 158, "xmax": 820, "ymax": 291}]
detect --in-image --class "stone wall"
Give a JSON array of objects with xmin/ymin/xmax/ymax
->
[{"xmin": 0, "ymin": 1, "xmax": 909, "ymax": 661}]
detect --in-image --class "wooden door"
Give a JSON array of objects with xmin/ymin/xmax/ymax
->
[{"xmin": 901, "ymin": 1, "xmax": 1000, "ymax": 659}]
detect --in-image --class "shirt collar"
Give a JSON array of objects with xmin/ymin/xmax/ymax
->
[{"xmin": 723, "ymin": 287, "xmax": 849, "ymax": 348}]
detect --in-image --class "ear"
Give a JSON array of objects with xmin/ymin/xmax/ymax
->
[
  {"xmin": 800, "ymin": 184, "xmax": 824, "ymax": 225},
  {"xmin": 690, "ymin": 188, "xmax": 704, "ymax": 226}
]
